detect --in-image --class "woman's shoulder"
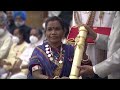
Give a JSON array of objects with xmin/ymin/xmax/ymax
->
[
  {"xmin": 35, "ymin": 43, "xmax": 45, "ymax": 50},
  {"xmin": 63, "ymin": 44, "xmax": 74, "ymax": 52},
  {"xmin": 64, "ymin": 44, "xmax": 74, "ymax": 49}
]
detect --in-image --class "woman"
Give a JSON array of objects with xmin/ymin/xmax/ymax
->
[
  {"xmin": 28, "ymin": 16, "xmax": 90, "ymax": 79},
  {"xmin": 1, "ymin": 27, "xmax": 28, "ymax": 79},
  {"xmin": 28, "ymin": 16, "xmax": 75, "ymax": 79}
]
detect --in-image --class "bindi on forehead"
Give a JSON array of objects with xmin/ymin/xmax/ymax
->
[{"xmin": 47, "ymin": 21, "xmax": 61, "ymax": 28}]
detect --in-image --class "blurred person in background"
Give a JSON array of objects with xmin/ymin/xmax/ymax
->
[
  {"xmin": 6, "ymin": 11, "xmax": 16, "ymax": 34},
  {"xmin": 79, "ymin": 11, "xmax": 120, "ymax": 79},
  {"xmin": 9, "ymin": 28, "xmax": 43, "ymax": 79},
  {"xmin": 13, "ymin": 11, "xmax": 31, "ymax": 43},
  {"xmin": 0, "ymin": 27, "xmax": 28, "ymax": 79},
  {"xmin": 0, "ymin": 11, "xmax": 13, "ymax": 77}
]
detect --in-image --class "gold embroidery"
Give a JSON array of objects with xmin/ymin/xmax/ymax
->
[{"xmin": 53, "ymin": 62, "xmax": 63, "ymax": 77}]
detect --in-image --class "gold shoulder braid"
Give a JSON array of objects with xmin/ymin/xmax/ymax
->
[
  {"xmin": 74, "ymin": 11, "xmax": 82, "ymax": 27},
  {"xmin": 67, "ymin": 11, "xmax": 96, "ymax": 46},
  {"xmin": 66, "ymin": 11, "xmax": 82, "ymax": 45},
  {"xmin": 86, "ymin": 11, "xmax": 96, "ymax": 27}
]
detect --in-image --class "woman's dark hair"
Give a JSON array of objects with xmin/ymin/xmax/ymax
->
[
  {"xmin": 45, "ymin": 16, "xmax": 65, "ymax": 31},
  {"xmin": 38, "ymin": 28, "xmax": 43, "ymax": 37}
]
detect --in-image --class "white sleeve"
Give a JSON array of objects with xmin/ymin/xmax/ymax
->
[
  {"xmin": 94, "ymin": 48, "xmax": 120, "ymax": 78},
  {"xmin": 19, "ymin": 49, "xmax": 29, "ymax": 63},
  {"xmin": 95, "ymin": 34, "xmax": 109, "ymax": 50},
  {"xmin": 19, "ymin": 50, "xmax": 29, "ymax": 66},
  {"xmin": 95, "ymin": 34, "xmax": 99, "ymax": 41},
  {"xmin": 0, "ymin": 37, "xmax": 12, "ymax": 60},
  {"xmin": 93, "ymin": 66, "xmax": 97, "ymax": 74}
]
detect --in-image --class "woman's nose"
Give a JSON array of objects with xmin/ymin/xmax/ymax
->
[{"xmin": 51, "ymin": 29, "xmax": 56, "ymax": 34}]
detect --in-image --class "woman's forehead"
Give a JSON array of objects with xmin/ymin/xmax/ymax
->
[{"xmin": 47, "ymin": 20, "xmax": 61, "ymax": 27}]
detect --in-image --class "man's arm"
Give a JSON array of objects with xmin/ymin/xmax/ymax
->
[
  {"xmin": 95, "ymin": 34, "xmax": 109, "ymax": 50},
  {"xmin": 79, "ymin": 40, "xmax": 120, "ymax": 78},
  {"xmin": 83, "ymin": 25, "xmax": 109, "ymax": 50},
  {"xmin": 0, "ymin": 37, "xmax": 12, "ymax": 60},
  {"xmin": 94, "ymin": 47, "xmax": 120, "ymax": 78}
]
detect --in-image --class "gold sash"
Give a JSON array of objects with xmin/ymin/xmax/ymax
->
[{"xmin": 53, "ymin": 63, "xmax": 63, "ymax": 77}]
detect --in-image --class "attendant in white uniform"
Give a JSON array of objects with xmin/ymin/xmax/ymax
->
[
  {"xmin": 79, "ymin": 11, "xmax": 120, "ymax": 79},
  {"xmin": 72, "ymin": 11, "xmax": 116, "ymax": 65}
]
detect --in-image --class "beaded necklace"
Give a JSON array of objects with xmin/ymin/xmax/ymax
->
[{"xmin": 45, "ymin": 44, "xmax": 65, "ymax": 66}]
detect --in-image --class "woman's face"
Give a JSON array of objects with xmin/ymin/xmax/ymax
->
[
  {"xmin": 45, "ymin": 20, "xmax": 64, "ymax": 44},
  {"xmin": 13, "ymin": 29, "xmax": 23, "ymax": 42}
]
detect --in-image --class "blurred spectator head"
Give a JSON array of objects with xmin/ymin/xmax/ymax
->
[
  {"xmin": 6, "ymin": 11, "xmax": 14, "ymax": 22},
  {"xmin": 0, "ymin": 11, "xmax": 7, "ymax": 36},
  {"xmin": 0, "ymin": 11, "xmax": 7, "ymax": 26},
  {"xmin": 30, "ymin": 28, "xmax": 43, "ymax": 44},
  {"xmin": 13, "ymin": 27, "xmax": 26, "ymax": 44},
  {"xmin": 13, "ymin": 11, "xmax": 27, "ymax": 27}
]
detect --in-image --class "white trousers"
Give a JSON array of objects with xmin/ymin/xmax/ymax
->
[
  {"xmin": 0, "ymin": 67, "xmax": 8, "ymax": 79},
  {"xmin": 86, "ymin": 44, "xmax": 107, "ymax": 65},
  {"xmin": 0, "ymin": 67, "xmax": 6, "ymax": 75},
  {"xmin": 10, "ymin": 72, "xmax": 27, "ymax": 79}
]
